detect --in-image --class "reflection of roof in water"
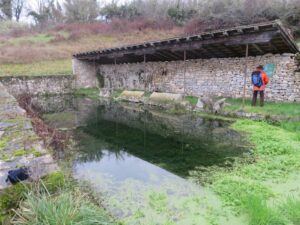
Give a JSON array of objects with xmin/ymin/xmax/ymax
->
[{"xmin": 74, "ymin": 20, "xmax": 299, "ymax": 64}]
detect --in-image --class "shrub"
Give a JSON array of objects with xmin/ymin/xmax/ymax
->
[
  {"xmin": 42, "ymin": 171, "xmax": 66, "ymax": 194},
  {"xmin": 0, "ymin": 171, "xmax": 65, "ymax": 220},
  {"xmin": 0, "ymin": 183, "xmax": 28, "ymax": 220},
  {"xmin": 13, "ymin": 191, "xmax": 115, "ymax": 225},
  {"xmin": 243, "ymin": 195, "xmax": 287, "ymax": 225},
  {"xmin": 281, "ymin": 197, "xmax": 300, "ymax": 224}
]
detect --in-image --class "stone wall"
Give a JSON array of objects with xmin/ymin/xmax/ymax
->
[
  {"xmin": 74, "ymin": 53, "xmax": 299, "ymax": 102},
  {"xmin": 0, "ymin": 75, "xmax": 75, "ymax": 96},
  {"xmin": 72, "ymin": 58, "xmax": 98, "ymax": 88}
]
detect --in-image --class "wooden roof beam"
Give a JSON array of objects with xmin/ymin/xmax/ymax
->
[
  {"xmin": 161, "ymin": 50, "xmax": 181, "ymax": 60},
  {"xmin": 218, "ymin": 45, "xmax": 240, "ymax": 57},
  {"xmin": 252, "ymin": 44, "xmax": 264, "ymax": 54},
  {"xmin": 187, "ymin": 50, "xmax": 202, "ymax": 59},
  {"xmin": 153, "ymin": 51, "xmax": 173, "ymax": 61},
  {"xmin": 198, "ymin": 47, "xmax": 215, "ymax": 58}
]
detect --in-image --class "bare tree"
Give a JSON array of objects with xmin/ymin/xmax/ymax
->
[
  {"xmin": 12, "ymin": 0, "xmax": 24, "ymax": 22},
  {"xmin": 64, "ymin": 0, "xmax": 99, "ymax": 22},
  {"xmin": 28, "ymin": 0, "xmax": 64, "ymax": 25}
]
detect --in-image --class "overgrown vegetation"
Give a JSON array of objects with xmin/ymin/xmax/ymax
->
[
  {"xmin": 14, "ymin": 191, "xmax": 113, "ymax": 225},
  {"xmin": 17, "ymin": 93, "xmax": 70, "ymax": 151},
  {"xmin": 0, "ymin": 171, "xmax": 115, "ymax": 225},
  {"xmin": 0, "ymin": 171, "xmax": 65, "ymax": 223}
]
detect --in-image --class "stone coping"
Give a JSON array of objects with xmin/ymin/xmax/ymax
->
[{"xmin": 0, "ymin": 75, "xmax": 73, "ymax": 80}]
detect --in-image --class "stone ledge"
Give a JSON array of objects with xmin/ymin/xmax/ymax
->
[{"xmin": 0, "ymin": 82, "xmax": 58, "ymax": 190}]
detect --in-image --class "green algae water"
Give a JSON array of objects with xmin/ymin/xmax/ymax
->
[{"xmin": 41, "ymin": 97, "xmax": 248, "ymax": 225}]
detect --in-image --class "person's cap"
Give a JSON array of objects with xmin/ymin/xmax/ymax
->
[{"xmin": 257, "ymin": 65, "xmax": 264, "ymax": 70}]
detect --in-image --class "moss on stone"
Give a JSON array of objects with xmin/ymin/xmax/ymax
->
[
  {"xmin": 0, "ymin": 136, "xmax": 9, "ymax": 149},
  {"xmin": 74, "ymin": 88, "xmax": 99, "ymax": 99},
  {"xmin": 12, "ymin": 149, "xmax": 27, "ymax": 157},
  {"xmin": 111, "ymin": 89, "xmax": 123, "ymax": 98},
  {"xmin": 11, "ymin": 148, "xmax": 43, "ymax": 158},
  {"xmin": 0, "ymin": 154, "xmax": 10, "ymax": 161}
]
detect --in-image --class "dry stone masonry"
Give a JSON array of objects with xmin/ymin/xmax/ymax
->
[
  {"xmin": 0, "ymin": 82, "xmax": 58, "ymax": 189},
  {"xmin": 0, "ymin": 75, "xmax": 75, "ymax": 96},
  {"xmin": 73, "ymin": 54, "xmax": 300, "ymax": 102}
]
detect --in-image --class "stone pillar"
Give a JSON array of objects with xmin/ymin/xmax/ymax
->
[{"xmin": 72, "ymin": 58, "xmax": 98, "ymax": 89}]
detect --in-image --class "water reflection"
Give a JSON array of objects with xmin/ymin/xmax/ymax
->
[
  {"xmin": 74, "ymin": 101, "xmax": 245, "ymax": 178},
  {"xmin": 41, "ymin": 97, "xmax": 247, "ymax": 224},
  {"xmin": 74, "ymin": 150, "xmax": 183, "ymax": 185}
]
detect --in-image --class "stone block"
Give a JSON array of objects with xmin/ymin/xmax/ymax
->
[
  {"xmin": 118, "ymin": 90, "xmax": 145, "ymax": 103},
  {"xmin": 149, "ymin": 92, "xmax": 183, "ymax": 102}
]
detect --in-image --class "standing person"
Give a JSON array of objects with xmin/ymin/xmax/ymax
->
[{"xmin": 251, "ymin": 65, "xmax": 269, "ymax": 107}]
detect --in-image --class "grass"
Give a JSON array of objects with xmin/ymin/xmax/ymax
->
[
  {"xmin": 0, "ymin": 59, "xmax": 72, "ymax": 76},
  {"xmin": 111, "ymin": 89, "xmax": 123, "ymax": 98},
  {"xmin": 243, "ymin": 195, "xmax": 286, "ymax": 225},
  {"xmin": 0, "ymin": 171, "xmax": 65, "ymax": 223},
  {"xmin": 74, "ymin": 88, "xmax": 99, "ymax": 99},
  {"xmin": 223, "ymin": 98, "xmax": 300, "ymax": 118},
  {"xmin": 14, "ymin": 191, "xmax": 114, "ymax": 225},
  {"xmin": 0, "ymin": 171, "xmax": 115, "ymax": 224},
  {"xmin": 7, "ymin": 34, "xmax": 55, "ymax": 46},
  {"xmin": 281, "ymin": 197, "xmax": 300, "ymax": 224},
  {"xmin": 206, "ymin": 119, "xmax": 300, "ymax": 224},
  {"xmin": 185, "ymin": 95, "xmax": 198, "ymax": 106}
]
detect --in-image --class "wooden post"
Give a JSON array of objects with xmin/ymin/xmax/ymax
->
[
  {"xmin": 143, "ymin": 54, "xmax": 147, "ymax": 150},
  {"xmin": 144, "ymin": 54, "xmax": 147, "ymax": 90},
  {"xmin": 94, "ymin": 59, "xmax": 97, "ymax": 88},
  {"xmin": 183, "ymin": 50, "xmax": 186, "ymax": 98},
  {"xmin": 114, "ymin": 57, "xmax": 118, "ymax": 138},
  {"xmin": 242, "ymin": 44, "xmax": 249, "ymax": 108},
  {"xmin": 113, "ymin": 57, "xmax": 116, "ymax": 94}
]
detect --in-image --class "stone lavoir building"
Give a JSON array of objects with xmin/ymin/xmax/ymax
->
[{"xmin": 73, "ymin": 20, "xmax": 300, "ymax": 102}]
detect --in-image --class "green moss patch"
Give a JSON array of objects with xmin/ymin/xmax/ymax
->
[
  {"xmin": 11, "ymin": 148, "xmax": 43, "ymax": 158},
  {"xmin": 185, "ymin": 96, "xmax": 198, "ymax": 106},
  {"xmin": 111, "ymin": 89, "xmax": 123, "ymax": 98},
  {"xmin": 74, "ymin": 88, "xmax": 99, "ymax": 99}
]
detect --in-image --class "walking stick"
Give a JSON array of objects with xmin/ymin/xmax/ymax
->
[{"xmin": 242, "ymin": 44, "xmax": 249, "ymax": 109}]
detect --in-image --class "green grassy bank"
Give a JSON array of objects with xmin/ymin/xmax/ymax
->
[
  {"xmin": 0, "ymin": 60, "xmax": 72, "ymax": 76},
  {"xmin": 208, "ymin": 119, "xmax": 300, "ymax": 225},
  {"xmin": 0, "ymin": 171, "xmax": 116, "ymax": 225},
  {"xmin": 224, "ymin": 98, "xmax": 300, "ymax": 118}
]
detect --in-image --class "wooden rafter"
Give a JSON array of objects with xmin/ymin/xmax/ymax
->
[{"xmin": 74, "ymin": 20, "xmax": 299, "ymax": 64}]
